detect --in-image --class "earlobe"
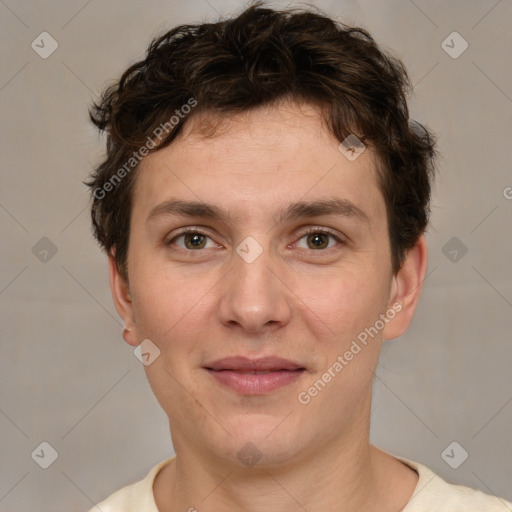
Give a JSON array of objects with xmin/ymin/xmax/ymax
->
[
  {"xmin": 108, "ymin": 253, "xmax": 139, "ymax": 347},
  {"xmin": 382, "ymin": 235, "xmax": 428, "ymax": 341}
]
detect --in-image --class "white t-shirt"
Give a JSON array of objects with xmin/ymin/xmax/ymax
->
[{"xmin": 89, "ymin": 456, "xmax": 512, "ymax": 511}]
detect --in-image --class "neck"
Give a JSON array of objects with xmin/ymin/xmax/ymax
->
[{"xmin": 154, "ymin": 396, "xmax": 417, "ymax": 511}]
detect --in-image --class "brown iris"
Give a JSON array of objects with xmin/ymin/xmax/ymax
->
[
  {"xmin": 307, "ymin": 233, "xmax": 329, "ymax": 249},
  {"xmin": 183, "ymin": 233, "xmax": 207, "ymax": 250}
]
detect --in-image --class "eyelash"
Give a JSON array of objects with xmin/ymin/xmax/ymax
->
[{"xmin": 165, "ymin": 226, "xmax": 344, "ymax": 253}]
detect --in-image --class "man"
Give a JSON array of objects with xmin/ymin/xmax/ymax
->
[{"xmin": 86, "ymin": 2, "xmax": 511, "ymax": 510}]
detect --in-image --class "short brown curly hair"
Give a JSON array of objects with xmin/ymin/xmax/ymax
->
[{"xmin": 86, "ymin": 1, "xmax": 436, "ymax": 281}]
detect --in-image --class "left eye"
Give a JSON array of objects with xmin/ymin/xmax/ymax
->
[{"xmin": 295, "ymin": 230, "xmax": 341, "ymax": 250}]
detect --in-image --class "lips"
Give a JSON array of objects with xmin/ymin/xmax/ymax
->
[
  {"xmin": 205, "ymin": 356, "xmax": 304, "ymax": 372},
  {"xmin": 204, "ymin": 356, "xmax": 305, "ymax": 395}
]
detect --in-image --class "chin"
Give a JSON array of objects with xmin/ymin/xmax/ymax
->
[{"xmin": 206, "ymin": 414, "xmax": 307, "ymax": 469}]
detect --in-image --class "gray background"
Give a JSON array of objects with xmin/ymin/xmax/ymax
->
[{"xmin": 1, "ymin": 0, "xmax": 511, "ymax": 510}]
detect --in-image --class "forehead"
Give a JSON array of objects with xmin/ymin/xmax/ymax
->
[{"xmin": 132, "ymin": 100, "xmax": 385, "ymax": 228}]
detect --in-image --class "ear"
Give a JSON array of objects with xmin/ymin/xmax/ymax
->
[
  {"xmin": 109, "ymin": 252, "xmax": 139, "ymax": 347},
  {"xmin": 382, "ymin": 234, "xmax": 428, "ymax": 341}
]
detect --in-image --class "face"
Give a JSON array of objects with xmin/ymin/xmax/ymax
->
[{"xmin": 111, "ymin": 100, "xmax": 426, "ymax": 468}]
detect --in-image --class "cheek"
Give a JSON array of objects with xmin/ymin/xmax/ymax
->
[
  {"xmin": 130, "ymin": 270, "xmax": 192, "ymax": 339},
  {"xmin": 294, "ymin": 266, "xmax": 388, "ymax": 341},
  {"xmin": 130, "ymin": 263, "xmax": 218, "ymax": 363}
]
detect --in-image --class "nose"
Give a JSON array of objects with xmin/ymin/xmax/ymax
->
[{"xmin": 217, "ymin": 243, "xmax": 292, "ymax": 335}]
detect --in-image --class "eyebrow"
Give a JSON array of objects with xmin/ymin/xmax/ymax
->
[{"xmin": 147, "ymin": 198, "xmax": 370, "ymax": 226}]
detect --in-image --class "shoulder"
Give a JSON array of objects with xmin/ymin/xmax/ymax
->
[
  {"xmin": 399, "ymin": 457, "xmax": 512, "ymax": 511},
  {"xmin": 87, "ymin": 457, "xmax": 175, "ymax": 512}
]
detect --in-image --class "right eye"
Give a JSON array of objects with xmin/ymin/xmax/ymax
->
[{"xmin": 166, "ymin": 228, "xmax": 221, "ymax": 251}]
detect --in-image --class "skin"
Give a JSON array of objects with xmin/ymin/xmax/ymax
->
[{"xmin": 110, "ymin": 99, "xmax": 428, "ymax": 511}]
